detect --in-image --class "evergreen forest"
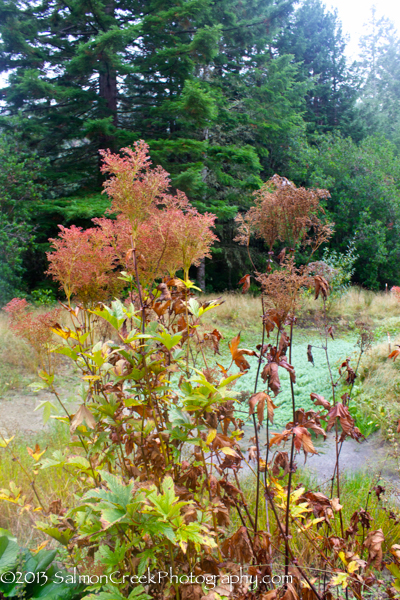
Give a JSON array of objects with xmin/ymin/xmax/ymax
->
[{"xmin": 0, "ymin": 0, "xmax": 400, "ymax": 300}]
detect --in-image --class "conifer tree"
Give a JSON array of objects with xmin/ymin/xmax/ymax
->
[
  {"xmin": 277, "ymin": 0, "xmax": 357, "ymax": 136},
  {"xmin": 0, "ymin": 0, "xmax": 296, "ymax": 203}
]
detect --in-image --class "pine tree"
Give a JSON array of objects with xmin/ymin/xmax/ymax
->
[
  {"xmin": 277, "ymin": 0, "xmax": 358, "ymax": 137},
  {"xmin": 357, "ymin": 8, "xmax": 400, "ymax": 148},
  {"xmin": 0, "ymin": 0, "xmax": 296, "ymax": 200}
]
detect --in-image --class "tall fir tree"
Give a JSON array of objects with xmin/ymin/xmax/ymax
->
[
  {"xmin": 0, "ymin": 0, "xmax": 296, "ymax": 203},
  {"xmin": 276, "ymin": 0, "xmax": 358, "ymax": 137},
  {"xmin": 357, "ymin": 8, "xmax": 400, "ymax": 148}
]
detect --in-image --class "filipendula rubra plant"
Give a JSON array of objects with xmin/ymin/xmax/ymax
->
[
  {"xmin": 234, "ymin": 175, "xmax": 400, "ymax": 599},
  {"xmin": 1, "ymin": 161, "xmax": 399, "ymax": 600}
]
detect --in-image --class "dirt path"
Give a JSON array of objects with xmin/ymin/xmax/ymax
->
[
  {"xmin": 0, "ymin": 365, "xmax": 79, "ymax": 436},
  {"xmin": 1, "ymin": 384, "xmax": 398, "ymax": 495},
  {"xmin": 238, "ymin": 424, "xmax": 399, "ymax": 489}
]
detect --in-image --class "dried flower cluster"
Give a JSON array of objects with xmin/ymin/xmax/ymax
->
[
  {"xmin": 3, "ymin": 298, "xmax": 61, "ymax": 370},
  {"xmin": 235, "ymin": 174, "xmax": 332, "ymax": 251},
  {"xmin": 47, "ymin": 142, "xmax": 217, "ymax": 301},
  {"xmin": 46, "ymin": 225, "xmax": 121, "ymax": 304},
  {"xmin": 257, "ymin": 258, "xmax": 312, "ymax": 319}
]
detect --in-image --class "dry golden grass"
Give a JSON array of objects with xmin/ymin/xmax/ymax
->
[
  {"xmin": 200, "ymin": 293, "xmax": 263, "ymax": 330},
  {"xmin": 0, "ymin": 314, "xmax": 38, "ymax": 395},
  {"xmin": 356, "ymin": 337, "xmax": 400, "ymax": 434},
  {"xmin": 301, "ymin": 287, "xmax": 400, "ymax": 323},
  {"xmin": 0, "ymin": 424, "xmax": 79, "ymax": 547},
  {"xmin": 201, "ymin": 287, "xmax": 400, "ymax": 331}
]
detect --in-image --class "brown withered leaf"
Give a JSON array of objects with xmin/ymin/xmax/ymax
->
[
  {"xmin": 279, "ymin": 330, "xmax": 290, "ymax": 355},
  {"xmin": 301, "ymin": 588, "xmax": 317, "ymax": 600},
  {"xmin": 397, "ymin": 418, "xmax": 400, "ymax": 433},
  {"xmin": 339, "ymin": 358, "xmax": 357, "ymax": 385},
  {"xmin": 266, "ymin": 394, "xmax": 277, "ymax": 423},
  {"xmin": 307, "ymin": 344, "xmax": 314, "ymax": 366},
  {"xmin": 310, "ymin": 392, "xmax": 331, "ymax": 410},
  {"xmin": 326, "ymin": 403, "xmax": 354, "ymax": 434},
  {"xmin": 221, "ymin": 526, "xmax": 254, "ymax": 563},
  {"xmin": 249, "ymin": 391, "xmax": 267, "ymax": 426},
  {"xmin": 326, "ymin": 536, "xmax": 346, "ymax": 551},
  {"xmin": 70, "ymin": 405, "xmax": 96, "ymax": 433},
  {"xmin": 328, "ymin": 325, "xmax": 335, "ymax": 340},
  {"xmin": 389, "ymin": 348, "xmax": 400, "ymax": 361},
  {"xmin": 263, "ymin": 314, "xmax": 275, "ymax": 337},
  {"xmin": 346, "ymin": 511, "xmax": 361, "ymax": 538},
  {"xmin": 204, "ymin": 328, "xmax": 223, "ymax": 354},
  {"xmin": 229, "ymin": 333, "xmax": 257, "ymax": 372},
  {"xmin": 314, "ymin": 275, "xmax": 329, "ymax": 300},
  {"xmin": 386, "ymin": 586, "xmax": 399, "ymax": 599},
  {"xmin": 271, "ymin": 451, "xmax": 291, "ymax": 478},
  {"xmin": 261, "ymin": 362, "xmax": 281, "ymax": 396},
  {"xmin": 238, "ymin": 274, "xmax": 251, "ymax": 294},
  {"xmin": 279, "ymin": 356, "xmax": 296, "ymax": 383},
  {"xmin": 292, "ymin": 426, "xmax": 317, "ymax": 455},
  {"xmin": 248, "ymin": 445, "xmax": 257, "ymax": 461},
  {"xmin": 201, "ymin": 584, "xmax": 233, "ymax": 600},
  {"xmin": 260, "ymin": 591, "xmax": 277, "ymax": 600},
  {"xmin": 48, "ymin": 499, "xmax": 62, "ymax": 515},
  {"xmin": 374, "ymin": 485, "xmax": 385, "ymax": 501},
  {"xmin": 156, "ymin": 282, "xmax": 172, "ymax": 302},
  {"xmin": 390, "ymin": 544, "xmax": 400, "ymax": 562},
  {"xmin": 166, "ymin": 277, "xmax": 186, "ymax": 291},
  {"xmin": 152, "ymin": 300, "xmax": 170, "ymax": 317},
  {"xmin": 302, "ymin": 491, "xmax": 333, "ymax": 523},
  {"xmin": 180, "ymin": 584, "xmax": 203, "ymax": 600},
  {"xmin": 331, "ymin": 498, "xmax": 343, "ymax": 512},
  {"xmin": 364, "ymin": 528, "xmax": 385, "ymax": 569},
  {"xmin": 269, "ymin": 429, "xmax": 291, "ymax": 448},
  {"xmin": 277, "ymin": 247, "xmax": 286, "ymax": 264},
  {"xmin": 212, "ymin": 499, "xmax": 230, "ymax": 527},
  {"xmin": 281, "ymin": 583, "xmax": 299, "ymax": 600},
  {"xmin": 289, "ymin": 408, "xmax": 326, "ymax": 439},
  {"xmin": 359, "ymin": 508, "xmax": 373, "ymax": 529},
  {"xmin": 263, "ymin": 309, "xmax": 286, "ymax": 337}
]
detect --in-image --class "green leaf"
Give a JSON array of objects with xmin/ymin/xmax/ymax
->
[
  {"xmin": 35, "ymin": 526, "xmax": 74, "ymax": 546},
  {"xmin": 0, "ymin": 536, "xmax": 19, "ymax": 575}
]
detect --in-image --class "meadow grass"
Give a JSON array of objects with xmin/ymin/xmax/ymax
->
[
  {"xmin": 200, "ymin": 288, "xmax": 400, "ymax": 434},
  {"xmin": 0, "ymin": 316, "xmax": 37, "ymax": 396},
  {"xmin": 0, "ymin": 422, "xmax": 79, "ymax": 547},
  {"xmin": 233, "ymin": 468, "xmax": 400, "ymax": 569}
]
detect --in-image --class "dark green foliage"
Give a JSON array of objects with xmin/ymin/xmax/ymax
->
[
  {"xmin": 357, "ymin": 9, "xmax": 400, "ymax": 149},
  {"xmin": 0, "ymin": 529, "xmax": 85, "ymax": 599},
  {"xmin": 1, "ymin": 0, "xmax": 400, "ymax": 292},
  {"xmin": 277, "ymin": 0, "xmax": 358, "ymax": 137},
  {"xmin": 305, "ymin": 135, "xmax": 400, "ymax": 289},
  {"xmin": 0, "ymin": 133, "xmax": 47, "ymax": 303}
]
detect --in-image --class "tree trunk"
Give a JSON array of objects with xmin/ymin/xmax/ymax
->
[
  {"xmin": 99, "ymin": 66, "xmax": 118, "ymax": 126},
  {"xmin": 197, "ymin": 258, "xmax": 206, "ymax": 292}
]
